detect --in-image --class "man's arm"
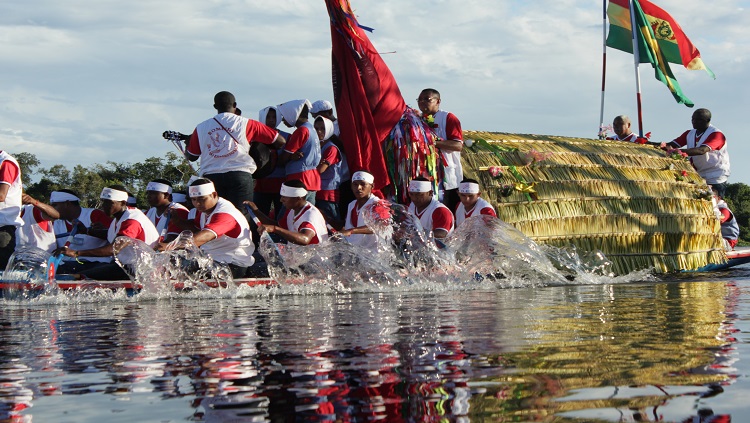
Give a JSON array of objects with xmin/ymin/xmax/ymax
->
[
  {"xmin": 262, "ymin": 224, "xmax": 315, "ymax": 245},
  {"xmin": 186, "ymin": 129, "xmax": 200, "ymax": 162},
  {"xmin": 22, "ymin": 194, "xmax": 60, "ymax": 220},
  {"xmin": 0, "ymin": 184, "xmax": 9, "ymax": 203}
]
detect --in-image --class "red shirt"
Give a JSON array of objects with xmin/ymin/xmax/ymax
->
[
  {"xmin": 444, "ymin": 112, "xmax": 463, "ymax": 141},
  {"xmin": 672, "ymin": 130, "xmax": 726, "ymax": 151},
  {"xmin": 63, "ymin": 209, "xmax": 113, "ymax": 231},
  {"xmin": 430, "ymin": 207, "xmax": 454, "ymax": 232},
  {"xmin": 21, "ymin": 207, "xmax": 51, "ymax": 232},
  {"xmin": 279, "ymin": 206, "xmax": 321, "ymax": 245},
  {"xmin": 193, "ymin": 211, "xmax": 242, "ymax": 238},
  {"xmin": 0, "ymin": 160, "xmax": 19, "ymax": 185},
  {"xmin": 316, "ymin": 144, "xmax": 342, "ymax": 202},
  {"xmin": 118, "ymin": 219, "xmax": 148, "ymax": 241},
  {"xmin": 284, "ymin": 127, "xmax": 321, "ymax": 191}
]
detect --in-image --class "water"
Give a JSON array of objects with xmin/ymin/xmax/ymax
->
[
  {"xmin": 2, "ymin": 214, "xmax": 748, "ymax": 422},
  {"xmin": 1, "ymin": 270, "xmax": 749, "ymax": 422}
]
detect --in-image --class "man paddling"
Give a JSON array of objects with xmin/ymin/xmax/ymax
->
[
  {"xmin": 667, "ymin": 108, "xmax": 730, "ymax": 197},
  {"xmin": 57, "ymin": 185, "xmax": 159, "ymax": 280},
  {"xmin": 144, "ymin": 179, "xmax": 189, "ymax": 243},
  {"xmin": 246, "ymin": 180, "xmax": 328, "ymax": 246},
  {"xmin": 340, "ymin": 171, "xmax": 380, "ymax": 251},
  {"xmin": 407, "ymin": 177, "xmax": 454, "ymax": 247},
  {"xmin": 184, "ymin": 91, "xmax": 287, "ymax": 208},
  {"xmin": 22, "ymin": 190, "xmax": 114, "ymax": 274},
  {"xmin": 165, "ymin": 178, "xmax": 255, "ymax": 278},
  {"xmin": 454, "ymin": 179, "xmax": 497, "ymax": 228},
  {"xmin": 417, "ymin": 88, "xmax": 464, "ymax": 212}
]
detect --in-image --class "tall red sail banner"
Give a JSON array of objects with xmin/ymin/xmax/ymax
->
[{"xmin": 326, "ymin": 0, "xmax": 407, "ymax": 192}]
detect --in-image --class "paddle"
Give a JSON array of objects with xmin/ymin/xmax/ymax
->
[
  {"xmin": 326, "ymin": 223, "xmax": 351, "ymax": 244},
  {"xmin": 243, "ymin": 204, "xmax": 287, "ymax": 280},
  {"xmin": 159, "ymin": 203, "xmax": 175, "ymax": 242},
  {"xmin": 47, "ymin": 219, "xmax": 81, "ymax": 282}
]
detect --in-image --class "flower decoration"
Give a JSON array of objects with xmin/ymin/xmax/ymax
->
[
  {"xmin": 524, "ymin": 149, "xmax": 552, "ymax": 165},
  {"xmin": 665, "ymin": 148, "xmax": 689, "ymax": 160},
  {"xmin": 421, "ymin": 114, "xmax": 437, "ymax": 129},
  {"xmin": 675, "ymin": 170, "xmax": 688, "ymax": 181},
  {"xmin": 488, "ymin": 166, "xmax": 503, "ymax": 178},
  {"xmin": 598, "ymin": 124, "xmax": 613, "ymax": 139}
]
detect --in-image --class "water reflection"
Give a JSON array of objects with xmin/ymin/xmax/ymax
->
[{"xmin": 0, "ymin": 280, "xmax": 742, "ymax": 422}]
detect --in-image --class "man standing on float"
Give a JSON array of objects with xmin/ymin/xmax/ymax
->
[
  {"xmin": 185, "ymin": 91, "xmax": 287, "ymax": 208},
  {"xmin": 417, "ymin": 88, "xmax": 464, "ymax": 211}
]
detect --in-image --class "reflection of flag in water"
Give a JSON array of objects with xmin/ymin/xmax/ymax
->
[
  {"xmin": 326, "ymin": 0, "xmax": 407, "ymax": 191},
  {"xmin": 606, "ymin": 0, "xmax": 715, "ymax": 106}
]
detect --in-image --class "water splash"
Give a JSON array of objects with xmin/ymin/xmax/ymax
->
[{"xmin": 113, "ymin": 231, "xmax": 233, "ymax": 293}]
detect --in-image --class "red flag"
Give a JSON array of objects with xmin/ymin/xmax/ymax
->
[{"xmin": 326, "ymin": 0, "xmax": 407, "ymax": 192}]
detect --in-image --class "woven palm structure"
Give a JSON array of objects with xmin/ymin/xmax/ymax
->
[{"xmin": 460, "ymin": 131, "xmax": 726, "ymax": 275}]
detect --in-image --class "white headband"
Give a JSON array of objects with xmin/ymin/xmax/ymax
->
[
  {"xmin": 146, "ymin": 182, "xmax": 172, "ymax": 194},
  {"xmin": 100, "ymin": 188, "xmax": 129, "ymax": 202},
  {"xmin": 408, "ymin": 180, "xmax": 433, "ymax": 193},
  {"xmin": 458, "ymin": 182, "xmax": 480, "ymax": 194},
  {"xmin": 171, "ymin": 193, "xmax": 187, "ymax": 203},
  {"xmin": 280, "ymin": 184, "xmax": 308, "ymax": 198},
  {"xmin": 352, "ymin": 171, "xmax": 374, "ymax": 184},
  {"xmin": 50, "ymin": 191, "xmax": 80, "ymax": 203},
  {"xmin": 189, "ymin": 183, "xmax": 216, "ymax": 198}
]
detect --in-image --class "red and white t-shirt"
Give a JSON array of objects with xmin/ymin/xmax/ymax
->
[
  {"xmin": 108, "ymin": 207, "xmax": 160, "ymax": 247},
  {"xmin": 408, "ymin": 198, "xmax": 454, "ymax": 237},
  {"xmin": 454, "ymin": 197, "xmax": 497, "ymax": 227},
  {"xmin": 146, "ymin": 203, "xmax": 190, "ymax": 239},
  {"xmin": 279, "ymin": 202, "xmax": 328, "ymax": 245}
]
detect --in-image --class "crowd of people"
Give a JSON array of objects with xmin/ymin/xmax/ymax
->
[{"xmin": 0, "ymin": 94, "xmax": 738, "ymax": 278}]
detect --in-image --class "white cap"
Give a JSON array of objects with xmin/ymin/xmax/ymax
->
[{"xmin": 310, "ymin": 100, "xmax": 333, "ymax": 114}]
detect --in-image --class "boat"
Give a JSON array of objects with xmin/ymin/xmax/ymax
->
[
  {"xmin": 0, "ymin": 276, "xmax": 278, "ymax": 299},
  {"xmin": 694, "ymin": 246, "xmax": 750, "ymax": 272},
  {"xmin": 458, "ymin": 132, "xmax": 735, "ymax": 275}
]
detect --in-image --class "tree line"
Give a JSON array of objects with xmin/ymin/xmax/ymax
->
[{"xmin": 12, "ymin": 151, "xmax": 750, "ymax": 246}]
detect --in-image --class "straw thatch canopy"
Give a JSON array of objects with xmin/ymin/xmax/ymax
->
[{"xmin": 461, "ymin": 131, "xmax": 726, "ymax": 275}]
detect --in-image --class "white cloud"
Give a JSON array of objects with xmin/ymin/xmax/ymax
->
[{"xmin": 1, "ymin": 0, "xmax": 748, "ymax": 184}]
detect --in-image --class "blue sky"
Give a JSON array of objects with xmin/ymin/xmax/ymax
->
[{"xmin": 1, "ymin": 0, "xmax": 748, "ymax": 183}]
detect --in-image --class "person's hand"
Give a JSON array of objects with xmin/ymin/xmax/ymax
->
[
  {"xmin": 22, "ymin": 194, "xmax": 37, "ymax": 205},
  {"xmin": 340, "ymin": 228, "xmax": 353, "ymax": 237},
  {"xmin": 291, "ymin": 151, "xmax": 304, "ymax": 161},
  {"xmin": 55, "ymin": 247, "xmax": 78, "ymax": 258},
  {"xmin": 154, "ymin": 242, "xmax": 168, "ymax": 252},
  {"xmin": 243, "ymin": 201, "xmax": 259, "ymax": 213},
  {"xmin": 258, "ymin": 223, "xmax": 276, "ymax": 235}
]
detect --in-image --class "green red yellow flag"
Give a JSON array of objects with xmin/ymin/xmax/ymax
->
[{"xmin": 606, "ymin": 0, "xmax": 715, "ymax": 107}]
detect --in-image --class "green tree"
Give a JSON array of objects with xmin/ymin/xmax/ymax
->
[
  {"xmin": 12, "ymin": 152, "xmax": 40, "ymax": 186},
  {"xmin": 724, "ymin": 182, "xmax": 750, "ymax": 246}
]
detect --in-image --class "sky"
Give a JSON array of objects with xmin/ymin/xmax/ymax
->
[{"xmin": 2, "ymin": 0, "xmax": 749, "ymax": 183}]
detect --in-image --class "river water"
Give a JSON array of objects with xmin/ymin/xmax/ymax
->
[{"xmin": 1, "ymin": 267, "xmax": 748, "ymax": 422}]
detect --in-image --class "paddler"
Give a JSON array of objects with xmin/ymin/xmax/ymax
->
[
  {"xmin": 245, "ymin": 180, "xmax": 329, "ymax": 246},
  {"xmin": 57, "ymin": 185, "xmax": 159, "ymax": 280},
  {"xmin": 454, "ymin": 179, "xmax": 497, "ymax": 227},
  {"xmin": 339, "ymin": 171, "xmax": 380, "ymax": 251},
  {"xmin": 144, "ymin": 179, "xmax": 189, "ymax": 243},
  {"xmin": 407, "ymin": 177, "xmax": 454, "ymax": 247},
  {"xmin": 26, "ymin": 189, "xmax": 114, "ymax": 274},
  {"xmin": 163, "ymin": 178, "xmax": 255, "ymax": 279}
]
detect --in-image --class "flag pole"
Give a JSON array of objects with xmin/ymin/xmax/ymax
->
[
  {"xmin": 598, "ymin": 0, "xmax": 608, "ymax": 139},
  {"xmin": 629, "ymin": 0, "xmax": 645, "ymax": 137}
]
